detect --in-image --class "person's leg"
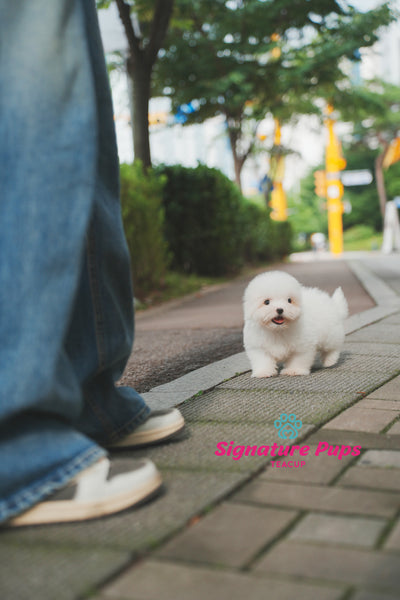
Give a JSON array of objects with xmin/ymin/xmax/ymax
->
[
  {"xmin": 0, "ymin": 0, "xmax": 181, "ymax": 524},
  {"xmin": 0, "ymin": 0, "xmax": 107, "ymax": 523},
  {"xmin": 64, "ymin": 190, "xmax": 151, "ymax": 445},
  {"xmin": 66, "ymin": 0, "xmax": 183, "ymax": 447},
  {"xmin": 62, "ymin": 0, "xmax": 150, "ymax": 445}
]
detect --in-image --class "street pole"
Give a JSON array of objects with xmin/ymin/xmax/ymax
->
[
  {"xmin": 325, "ymin": 106, "xmax": 346, "ymax": 255},
  {"xmin": 270, "ymin": 119, "xmax": 287, "ymax": 221}
]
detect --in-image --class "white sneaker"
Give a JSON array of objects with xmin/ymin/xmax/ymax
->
[
  {"xmin": 8, "ymin": 457, "xmax": 162, "ymax": 527},
  {"xmin": 108, "ymin": 408, "xmax": 185, "ymax": 449}
]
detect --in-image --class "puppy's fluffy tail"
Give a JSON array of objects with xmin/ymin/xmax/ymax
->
[{"xmin": 332, "ymin": 287, "xmax": 348, "ymax": 320}]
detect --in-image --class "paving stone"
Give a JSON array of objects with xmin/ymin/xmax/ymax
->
[
  {"xmin": 323, "ymin": 407, "xmax": 397, "ymax": 433},
  {"xmin": 350, "ymin": 591, "xmax": 400, "ymax": 600},
  {"xmin": 386, "ymin": 420, "xmax": 400, "ymax": 435},
  {"xmin": 156, "ymin": 503, "xmax": 298, "ymax": 567},
  {"xmin": 259, "ymin": 445, "xmax": 354, "ymax": 485},
  {"xmin": 368, "ymin": 375, "xmax": 400, "ymax": 400},
  {"xmin": 143, "ymin": 389, "xmax": 196, "ymax": 409},
  {"xmin": 129, "ymin": 421, "xmax": 314, "ymax": 473},
  {"xmin": 181, "ymin": 387, "xmax": 355, "ymax": 426},
  {"xmin": 0, "ymin": 542, "xmax": 130, "ymax": 600},
  {"xmin": 150, "ymin": 352, "xmax": 250, "ymax": 392},
  {"xmin": 383, "ymin": 313, "xmax": 400, "ymax": 325},
  {"xmin": 131, "ymin": 418, "xmax": 315, "ymax": 474},
  {"xmin": 253, "ymin": 541, "xmax": 400, "ymax": 591},
  {"xmin": 337, "ymin": 466, "xmax": 400, "ymax": 492},
  {"xmin": 233, "ymin": 481, "xmax": 399, "ymax": 518},
  {"xmin": 307, "ymin": 430, "xmax": 400, "ymax": 450},
  {"xmin": 220, "ymin": 368, "xmax": 394, "ymax": 397},
  {"xmin": 359, "ymin": 450, "xmax": 400, "ymax": 468},
  {"xmin": 357, "ymin": 399, "xmax": 400, "ymax": 410},
  {"xmin": 0, "ymin": 470, "xmax": 242, "ymax": 552},
  {"xmin": 288, "ymin": 513, "xmax": 386, "ymax": 547},
  {"xmin": 101, "ymin": 559, "xmax": 345, "ymax": 600},
  {"xmin": 384, "ymin": 519, "xmax": 400, "ymax": 551},
  {"xmin": 368, "ymin": 269, "xmax": 400, "ymax": 297},
  {"xmin": 326, "ymin": 352, "xmax": 400, "ymax": 374},
  {"xmin": 343, "ymin": 341, "xmax": 400, "ymax": 358},
  {"xmin": 346, "ymin": 324, "xmax": 400, "ymax": 344},
  {"xmin": 346, "ymin": 259, "xmax": 399, "ymax": 306},
  {"xmin": 345, "ymin": 308, "xmax": 399, "ymax": 335}
]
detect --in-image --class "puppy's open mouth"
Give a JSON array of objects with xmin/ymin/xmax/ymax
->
[{"xmin": 272, "ymin": 316, "xmax": 285, "ymax": 325}]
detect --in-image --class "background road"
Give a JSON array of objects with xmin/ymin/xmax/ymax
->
[{"xmin": 121, "ymin": 258, "xmax": 375, "ymax": 393}]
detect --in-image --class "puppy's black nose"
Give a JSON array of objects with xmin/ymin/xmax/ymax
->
[{"xmin": 277, "ymin": 308, "xmax": 284, "ymax": 315}]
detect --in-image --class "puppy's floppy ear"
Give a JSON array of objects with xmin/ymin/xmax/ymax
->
[
  {"xmin": 243, "ymin": 291, "xmax": 262, "ymax": 320},
  {"xmin": 295, "ymin": 289, "xmax": 303, "ymax": 305}
]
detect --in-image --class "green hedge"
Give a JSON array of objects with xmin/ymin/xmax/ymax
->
[
  {"xmin": 156, "ymin": 164, "xmax": 245, "ymax": 276},
  {"xmin": 120, "ymin": 162, "xmax": 292, "ymax": 298},
  {"xmin": 120, "ymin": 162, "xmax": 169, "ymax": 299},
  {"xmin": 157, "ymin": 164, "xmax": 292, "ymax": 276},
  {"xmin": 241, "ymin": 202, "xmax": 292, "ymax": 263}
]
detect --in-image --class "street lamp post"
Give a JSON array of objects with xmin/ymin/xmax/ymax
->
[
  {"xmin": 270, "ymin": 119, "xmax": 287, "ymax": 222},
  {"xmin": 325, "ymin": 106, "xmax": 346, "ymax": 255}
]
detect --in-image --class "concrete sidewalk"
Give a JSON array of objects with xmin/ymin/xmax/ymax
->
[
  {"xmin": 1, "ymin": 253, "xmax": 400, "ymax": 600},
  {"xmin": 125, "ymin": 253, "xmax": 375, "ymax": 393}
]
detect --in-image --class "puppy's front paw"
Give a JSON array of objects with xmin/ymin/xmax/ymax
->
[
  {"xmin": 281, "ymin": 367, "xmax": 310, "ymax": 376},
  {"xmin": 322, "ymin": 350, "xmax": 340, "ymax": 368},
  {"xmin": 251, "ymin": 369, "xmax": 277, "ymax": 378}
]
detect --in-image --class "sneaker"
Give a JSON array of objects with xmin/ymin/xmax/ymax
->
[
  {"xmin": 108, "ymin": 408, "xmax": 185, "ymax": 449},
  {"xmin": 7, "ymin": 457, "xmax": 162, "ymax": 527}
]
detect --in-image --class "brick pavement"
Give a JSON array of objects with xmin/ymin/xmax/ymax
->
[
  {"xmin": 99, "ymin": 365, "xmax": 400, "ymax": 600},
  {"xmin": 1, "ymin": 253, "xmax": 400, "ymax": 600}
]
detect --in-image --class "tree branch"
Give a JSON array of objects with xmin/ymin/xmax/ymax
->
[
  {"xmin": 147, "ymin": 0, "xmax": 174, "ymax": 66},
  {"xmin": 191, "ymin": 11, "xmax": 227, "ymax": 79},
  {"xmin": 115, "ymin": 0, "xmax": 142, "ymax": 61}
]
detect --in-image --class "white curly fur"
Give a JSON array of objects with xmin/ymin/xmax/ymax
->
[{"xmin": 243, "ymin": 270, "xmax": 348, "ymax": 378}]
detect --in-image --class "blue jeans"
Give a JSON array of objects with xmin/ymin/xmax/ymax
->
[{"xmin": 0, "ymin": 0, "xmax": 150, "ymax": 523}]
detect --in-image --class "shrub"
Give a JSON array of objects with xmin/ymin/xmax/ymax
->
[
  {"xmin": 272, "ymin": 220, "xmax": 293, "ymax": 258},
  {"xmin": 242, "ymin": 202, "xmax": 272, "ymax": 262},
  {"xmin": 343, "ymin": 225, "xmax": 382, "ymax": 251},
  {"xmin": 120, "ymin": 162, "xmax": 169, "ymax": 299},
  {"xmin": 156, "ymin": 164, "xmax": 245, "ymax": 276},
  {"xmin": 242, "ymin": 202, "xmax": 292, "ymax": 263},
  {"xmin": 343, "ymin": 224, "xmax": 375, "ymax": 242}
]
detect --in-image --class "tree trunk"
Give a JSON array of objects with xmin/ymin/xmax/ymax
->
[
  {"xmin": 129, "ymin": 61, "xmax": 152, "ymax": 168},
  {"xmin": 115, "ymin": 0, "xmax": 174, "ymax": 170},
  {"xmin": 227, "ymin": 128, "xmax": 244, "ymax": 191},
  {"xmin": 233, "ymin": 156, "xmax": 243, "ymax": 192},
  {"xmin": 375, "ymin": 151, "xmax": 387, "ymax": 218}
]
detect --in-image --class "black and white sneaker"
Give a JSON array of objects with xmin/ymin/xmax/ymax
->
[
  {"xmin": 108, "ymin": 408, "xmax": 185, "ymax": 449},
  {"xmin": 8, "ymin": 457, "xmax": 162, "ymax": 527}
]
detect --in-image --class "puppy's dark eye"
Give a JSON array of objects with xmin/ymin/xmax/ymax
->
[
  {"xmin": 288, "ymin": 298, "xmax": 292, "ymax": 303},
  {"xmin": 264, "ymin": 299, "xmax": 270, "ymax": 305}
]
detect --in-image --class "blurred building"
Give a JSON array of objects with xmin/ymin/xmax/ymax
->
[{"xmin": 361, "ymin": 13, "xmax": 400, "ymax": 84}]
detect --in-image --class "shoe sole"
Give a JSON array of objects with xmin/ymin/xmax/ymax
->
[
  {"xmin": 8, "ymin": 471, "xmax": 162, "ymax": 527},
  {"xmin": 109, "ymin": 414, "xmax": 185, "ymax": 448}
]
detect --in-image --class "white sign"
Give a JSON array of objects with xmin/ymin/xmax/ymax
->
[
  {"xmin": 341, "ymin": 170, "xmax": 373, "ymax": 186},
  {"xmin": 382, "ymin": 201, "xmax": 400, "ymax": 254},
  {"xmin": 327, "ymin": 184, "xmax": 341, "ymax": 199}
]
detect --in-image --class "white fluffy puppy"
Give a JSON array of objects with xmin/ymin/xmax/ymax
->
[{"xmin": 243, "ymin": 270, "xmax": 348, "ymax": 377}]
